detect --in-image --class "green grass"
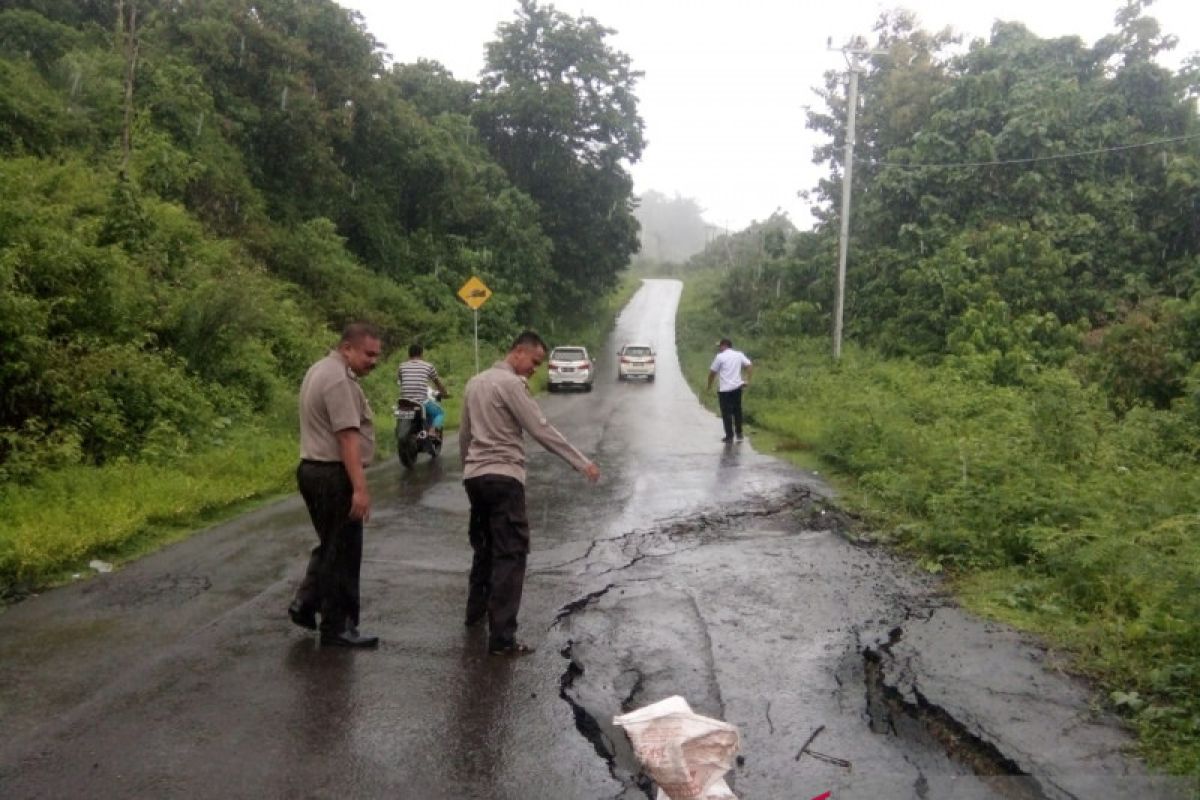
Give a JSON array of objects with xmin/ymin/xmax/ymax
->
[
  {"xmin": 0, "ymin": 419, "xmax": 298, "ymax": 597},
  {"xmin": 676, "ymin": 271, "xmax": 1200, "ymax": 775},
  {"xmin": 0, "ymin": 343, "xmax": 464, "ymax": 597}
]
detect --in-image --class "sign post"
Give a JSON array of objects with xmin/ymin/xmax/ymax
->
[{"xmin": 456, "ymin": 276, "xmax": 493, "ymax": 374}]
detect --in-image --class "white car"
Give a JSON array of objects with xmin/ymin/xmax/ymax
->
[
  {"xmin": 617, "ymin": 343, "xmax": 656, "ymax": 381},
  {"xmin": 547, "ymin": 346, "xmax": 594, "ymax": 392}
]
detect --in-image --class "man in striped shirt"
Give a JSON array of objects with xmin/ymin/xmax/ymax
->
[{"xmin": 397, "ymin": 343, "xmax": 448, "ymax": 433}]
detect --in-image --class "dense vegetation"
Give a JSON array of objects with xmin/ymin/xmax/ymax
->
[
  {"xmin": 679, "ymin": 1, "xmax": 1200, "ymax": 772},
  {"xmin": 0, "ymin": 0, "xmax": 644, "ymax": 590}
]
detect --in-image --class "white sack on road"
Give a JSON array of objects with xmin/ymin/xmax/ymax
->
[
  {"xmin": 613, "ymin": 695, "xmax": 740, "ymax": 800},
  {"xmin": 655, "ymin": 781, "xmax": 736, "ymax": 800}
]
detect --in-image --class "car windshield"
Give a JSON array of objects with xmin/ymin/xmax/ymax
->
[
  {"xmin": 551, "ymin": 348, "xmax": 587, "ymax": 362},
  {"xmin": 623, "ymin": 347, "xmax": 652, "ymax": 357}
]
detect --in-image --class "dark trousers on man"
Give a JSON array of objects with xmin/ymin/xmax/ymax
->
[
  {"xmin": 294, "ymin": 460, "xmax": 363, "ymax": 634},
  {"xmin": 464, "ymin": 475, "xmax": 530, "ymax": 650},
  {"xmin": 717, "ymin": 386, "xmax": 744, "ymax": 440}
]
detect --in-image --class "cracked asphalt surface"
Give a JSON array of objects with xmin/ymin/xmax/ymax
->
[{"xmin": 0, "ymin": 279, "xmax": 1190, "ymax": 799}]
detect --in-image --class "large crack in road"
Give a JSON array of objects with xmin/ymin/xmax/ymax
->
[
  {"xmin": 862, "ymin": 630, "xmax": 1051, "ymax": 800},
  {"xmin": 549, "ymin": 487, "xmax": 1163, "ymax": 799}
]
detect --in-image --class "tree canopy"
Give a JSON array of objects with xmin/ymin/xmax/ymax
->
[{"xmin": 473, "ymin": 0, "xmax": 645, "ymax": 310}]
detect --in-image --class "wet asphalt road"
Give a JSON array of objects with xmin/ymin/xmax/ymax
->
[{"xmin": 0, "ymin": 279, "xmax": 1189, "ymax": 799}]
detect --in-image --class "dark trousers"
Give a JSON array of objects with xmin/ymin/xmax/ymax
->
[
  {"xmin": 294, "ymin": 461, "xmax": 363, "ymax": 633},
  {"xmin": 718, "ymin": 387, "xmax": 744, "ymax": 439},
  {"xmin": 464, "ymin": 475, "xmax": 530, "ymax": 649}
]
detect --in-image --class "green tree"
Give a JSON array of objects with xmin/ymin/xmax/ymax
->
[
  {"xmin": 391, "ymin": 59, "xmax": 475, "ymax": 118},
  {"xmin": 0, "ymin": 0, "xmax": 625, "ymax": 484},
  {"xmin": 474, "ymin": 0, "xmax": 645, "ymax": 309},
  {"xmin": 781, "ymin": 3, "xmax": 1200, "ymax": 386}
]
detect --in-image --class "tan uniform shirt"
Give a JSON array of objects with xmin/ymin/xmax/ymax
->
[
  {"xmin": 460, "ymin": 360, "xmax": 591, "ymax": 484},
  {"xmin": 299, "ymin": 350, "xmax": 375, "ymax": 465}
]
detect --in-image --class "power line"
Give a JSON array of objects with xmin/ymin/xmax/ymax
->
[{"xmin": 858, "ymin": 131, "xmax": 1200, "ymax": 169}]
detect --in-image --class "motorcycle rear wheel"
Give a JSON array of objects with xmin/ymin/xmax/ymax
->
[
  {"xmin": 398, "ymin": 443, "xmax": 417, "ymax": 470},
  {"xmin": 398, "ymin": 436, "xmax": 418, "ymax": 468}
]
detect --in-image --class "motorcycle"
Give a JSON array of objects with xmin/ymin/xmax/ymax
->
[{"xmin": 394, "ymin": 388, "xmax": 445, "ymax": 468}]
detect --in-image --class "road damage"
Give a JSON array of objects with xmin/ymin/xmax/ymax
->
[{"xmin": 551, "ymin": 485, "xmax": 1181, "ymax": 799}]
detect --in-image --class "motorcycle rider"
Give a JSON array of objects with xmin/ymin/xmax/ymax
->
[{"xmin": 397, "ymin": 343, "xmax": 449, "ymax": 437}]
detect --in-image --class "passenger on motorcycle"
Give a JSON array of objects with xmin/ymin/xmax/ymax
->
[
  {"xmin": 422, "ymin": 388, "xmax": 445, "ymax": 436},
  {"xmin": 397, "ymin": 344, "xmax": 449, "ymax": 437}
]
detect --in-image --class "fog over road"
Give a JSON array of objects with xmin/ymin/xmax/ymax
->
[{"xmin": 0, "ymin": 280, "xmax": 1184, "ymax": 798}]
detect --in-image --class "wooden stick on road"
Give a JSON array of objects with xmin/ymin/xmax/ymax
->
[{"xmin": 794, "ymin": 724, "xmax": 852, "ymax": 769}]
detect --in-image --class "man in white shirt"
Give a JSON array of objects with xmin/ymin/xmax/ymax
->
[{"xmin": 706, "ymin": 337, "xmax": 753, "ymax": 443}]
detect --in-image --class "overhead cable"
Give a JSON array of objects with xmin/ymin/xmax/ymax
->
[{"xmin": 859, "ymin": 131, "xmax": 1200, "ymax": 169}]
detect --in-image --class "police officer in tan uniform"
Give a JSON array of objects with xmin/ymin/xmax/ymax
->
[
  {"xmin": 288, "ymin": 322, "xmax": 382, "ymax": 648},
  {"xmin": 459, "ymin": 330, "xmax": 601, "ymax": 655}
]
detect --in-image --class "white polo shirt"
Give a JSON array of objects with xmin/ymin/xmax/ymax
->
[{"xmin": 710, "ymin": 348, "xmax": 751, "ymax": 392}]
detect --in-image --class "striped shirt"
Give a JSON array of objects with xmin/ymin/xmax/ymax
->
[{"xmin": 397, "ymin": 359, "xmax": 439, "ymax": 403}]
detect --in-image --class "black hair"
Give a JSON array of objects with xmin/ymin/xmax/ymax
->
[
  {"xmin": 510, "ymin": 330, "xmax": 548, "ymax": 352},
  {"xmin": 408, "ymin": 343, "xmax": 424, "ymax": 358},
  {"xmin": 341, "ymin": 321, "xmax": 382, "ymax": 344}
]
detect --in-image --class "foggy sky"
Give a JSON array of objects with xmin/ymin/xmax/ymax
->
[{"xmin": 340, "ymin": 0, "xmax": 1198, "ymax": 231}]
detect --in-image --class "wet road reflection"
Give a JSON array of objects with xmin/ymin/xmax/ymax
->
[
  {"xmin": 443, "ymin": 635, "xmax": 517, "ymax": 795},
  {"xmin": 282, "ymin": 640, "xmax": 355, "ymax": 793}
]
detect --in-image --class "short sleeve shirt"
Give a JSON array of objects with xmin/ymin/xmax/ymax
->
[
  {"xmin": 299, "ymin": 351, "xmax": 375, "ymax": 465},
  {"xmin": 709, "ymin": 348, "xmax": 752, "ymax": 392},
  {"xmin": 397, "ymin": 358, "xmax": 439, "ymax": 403}
]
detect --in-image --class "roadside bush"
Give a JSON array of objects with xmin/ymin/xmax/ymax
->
[
  {"xmin": 0, "ymin": 420, "xmax": 298, "ymax": 590},
  {"xmin": 1085, "ymin": 298, "xmax": 1193, "ymax": 414},
  {"xmin": 48, "ymin": 343, "xmax": 220, "ymax": 465}
]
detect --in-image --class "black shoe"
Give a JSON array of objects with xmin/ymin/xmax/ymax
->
[
  {"xmin": 488, "ymin": 641, "xmax": 536, "ymax": 656},
  {"xmin": 288, "ymin": 600, "xmax": 317, "ymax": 631},
  {"xmin": 736, "ymin": 434, "xmax": 745, "ymax": 442},
  {"xmin": 320, "ymin": 628, "xmax": 379, "ymax": 648},
  {"xmin": 721, "ymin": 436, "xmax": 733, "ymax": 443}
]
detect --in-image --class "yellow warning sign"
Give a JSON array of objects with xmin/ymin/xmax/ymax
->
[{"xmin": 457, "ymin": 276, "xmax": 493, "ymax": 310}]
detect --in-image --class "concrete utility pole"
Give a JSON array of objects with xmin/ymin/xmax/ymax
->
[{"xmin": 830, "ymin": 41, "xmax": 886, "ymax": 360}]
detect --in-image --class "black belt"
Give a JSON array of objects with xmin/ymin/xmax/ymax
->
[{"xmin": 300, "ymin": 460, "xmax": 371, "ymax": 470}]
